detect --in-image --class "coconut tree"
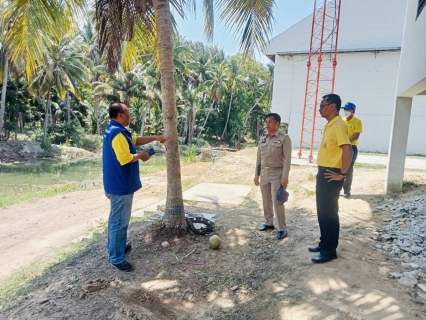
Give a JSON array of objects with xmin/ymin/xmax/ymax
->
[
  {"xmin": 95, "ymin": 0, "xmax": 276, "ymax": 228},
  {"xmin": 2, "ymin": 0, "xmax": 86, "ymax": 77},
  {"xmin": 197, "ymin": 63, "xmax": 229, "ymax": 139},
  {"xmin": 221, "ymin": 57, "xmax": 244, "ymax": 140},
  {"xmin": 30, "ymin": 31, "xmax": 92, "ymax": 143}
]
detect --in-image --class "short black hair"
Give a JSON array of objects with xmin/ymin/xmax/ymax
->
[
  {"xmin": 322, "ymin": 94, "xmax": 342, "ymax": 112},
  {"xmin": 265, "ymin": 113, "xmax": 281, "ymax": 123},
  {"xmin": 109, "ymin": 102, "xmax": 126, "ymax": 119}
]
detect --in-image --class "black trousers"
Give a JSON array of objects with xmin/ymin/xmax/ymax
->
[
  {"xmin": 316, "ymin": 168, "xmax": 344, "ymax": 257},
  {"xmin": 343, "ymin": 145, "xmax": 358, "ymax": 194}
]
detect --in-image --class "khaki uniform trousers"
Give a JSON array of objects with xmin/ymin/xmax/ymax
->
[{"xmin": 260, "ymin": 168, "xmax": 286, "ymax": 231}]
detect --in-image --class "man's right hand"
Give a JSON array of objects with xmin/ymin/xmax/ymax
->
[
  {"xmin": 139, "ymin": 151, "xmax": 150, "ymax": 162},
  {"xmin": 254, "ymin": 176, "xmax": 260, "ymax": 186}
]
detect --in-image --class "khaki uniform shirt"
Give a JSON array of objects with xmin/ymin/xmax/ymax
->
[{"xmin": 255, "ymin": 130, "xmax": 292, "ymax": 179}]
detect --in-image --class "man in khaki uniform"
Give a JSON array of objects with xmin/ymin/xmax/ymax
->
[{"xmin": 254, "ymin": 113, "xmax": 292, "ymax": 240}]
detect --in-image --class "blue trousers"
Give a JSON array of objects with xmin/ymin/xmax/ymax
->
[{"xmin": 105, "ymin": 193, "xmax": 134, "ymax": 264}]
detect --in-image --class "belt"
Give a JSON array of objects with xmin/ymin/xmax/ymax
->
[
  {"xmin": 318, "ymin": 166, "xmax": 340, "ymax": 172},
  {"xmin": 261, "ymin": 166, "xmax": 283, "ymax": 170}
]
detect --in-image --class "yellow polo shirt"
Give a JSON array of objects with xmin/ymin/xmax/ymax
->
[
  {"xmin": 344, "ymin": 116, "xmax": 363, "ymax": 146},
  {"xmin": 112, "ymin": 134, "xmax": 138, "ymax": 165},
  {"xmin": 317, "ymin": 115, "xmax": 351, "ymax": 169}
]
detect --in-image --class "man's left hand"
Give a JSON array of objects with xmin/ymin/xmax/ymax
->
[
  {"xmin": 324, "ymin": 169, "xmax": 345, "ymax": 182},
  {"xmin": 156, "ymin": 136, "xmax": 169, "ymax": 144},
  {"xmin": 281, "ymin": 178, "xmax": 289, "ymax": 189}
]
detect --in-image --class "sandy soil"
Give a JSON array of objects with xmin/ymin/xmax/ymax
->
[
  {"xmin": 0, "ymin": 162, "xmax": 211, "ymax": 282},
  {"xmin": 1, "ymin": 148, "xmax": 426, "ymax": 320}
]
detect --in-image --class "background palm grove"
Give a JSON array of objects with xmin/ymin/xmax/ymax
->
[{"xmin": 0, "ymin": 0, "xmax": 276, "ymax": 226}]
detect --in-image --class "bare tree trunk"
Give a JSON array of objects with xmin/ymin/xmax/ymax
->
[
  {"xmin": 184, "ymin": 107, "xmax": 190, "ymax": 145},
  {"xmin": 43, "ymin": 93, "xmax": 51, "ymax": 146},
  {"xmin": 188, "ymin": 103, "xmax": 196, "ymax": 144},
  {"xmin": 197, "ymin": 102, "xmax": 213, "ymax": 140},
  {"xmin": 66, "ymin": 89, "xmax": 71, "ymax": 124},
  {"xmin": 221, "ymin": 89, "xmax": 233, "ymax": 140},
  {"xmin": 0, "ymin": 49, "xmax": 9, "ymax": 138},
  {"xmin": 18, "ymin": 112, "xmax": 23, "ymax": 133},
  {"xmin": 48, "ymin": 92, "xmax": 53, "ymax": 125},
  {"xmin": 229, "ymin": 86, "xmax": 271, "ymax": 142},
  {"xmin": 153, "ymin": 0, "xmax": 185, "ymax": 227},
  {"xmin": 243, "ymin": 85, "xmax": 270, "ymax": 126},
  {"xmin": 95, "ymin": 100, "xmax": 101, "ymax": 135},
  {"xmin": 140, "ymin": 102, "xmax": 149, "ymax": 136}
]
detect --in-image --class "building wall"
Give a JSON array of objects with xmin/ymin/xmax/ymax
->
[
  {"xmin": 271, "ymin": 50, "xmax": 426, "ymax": 155},
  {"xmin": 265, "ymin": 0, "xmax": 406, "ymax": 56},
  {"xmin": 396, "ymin": 0, "xmax": 426, "ymax": 96}
]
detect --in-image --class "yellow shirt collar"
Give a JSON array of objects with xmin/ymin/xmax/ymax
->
[{"xmin": 325, "ymin": 115, "xmax": 342, "ymax": 127}]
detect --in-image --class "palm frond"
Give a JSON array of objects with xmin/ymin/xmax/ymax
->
[
  {"xmin": 3, "ymin": 0, "xmax": 86, "ymax": 78},
  {"xmin": 218, "ymin": 0, "xmax": 276, "ymax": 55}
]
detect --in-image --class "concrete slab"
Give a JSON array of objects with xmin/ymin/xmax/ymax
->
[
  {"xmin": 182, "ymin": 183, "xmax": 251, "ymax": 205},
  {"xmin": 291, "ymin": 150, "xmax": 426, "ymax": 170}
]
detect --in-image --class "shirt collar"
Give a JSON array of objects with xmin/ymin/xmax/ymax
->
[
  {"xmin": 110, "ymin": 120, "xmax": 131, "ymax": 134},
  {"xmin": 270, "ymin": 129, "xmax": 280, "ymax": 137},
  {"xmin": 325, "ymin": 115, "xmax": 341, "ymax": 127}
]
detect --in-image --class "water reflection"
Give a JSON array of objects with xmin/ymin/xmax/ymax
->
[{"xmin": 0, "ymin": 155, "xmax": 167, "ymax": 206}]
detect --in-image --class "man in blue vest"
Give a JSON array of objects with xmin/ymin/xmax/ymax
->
[{"xmin": 103, "ymin": 102, "xmax": 168, "ymax": 272}]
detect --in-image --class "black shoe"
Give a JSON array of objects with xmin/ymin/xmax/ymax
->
[
  {"xmin": 277, "ymin": 230, "xmax": 287, "ymax": 240},
  {"xmin": 125, "ymin": 244, "xmax": 132, "ymax": 253},
  {"xmin": 311, "ymin": 254, "xmax": 337, "ymax": 264},
  {"xmin": 343, "ymin": 193, "xmax": 351, "ymax": 199},
  {"xmin": 258, "ymin": 225, "xmax": 275, "ymax": 231},
  {"xmin": 308, "ymin": 246, "xmax": 321, "ymax": 253},
  {"xmin": 112, "ymin": 260, "xmax": 134, "ymax": 272}
]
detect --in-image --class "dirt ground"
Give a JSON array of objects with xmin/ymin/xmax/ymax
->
[
  {"xmin": 0, "ymin": 162, "xmax": 212, "ymax": 282},
  {"xmin": 2, "ymin": 148, "xmax": 426, "ymax": 320}
]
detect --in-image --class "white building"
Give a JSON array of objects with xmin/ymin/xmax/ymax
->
[
  {"xmin": 386, "ymin": 0, "xmax": 426, "ymax": 192},
  {"xmin": 265, "ymin": 0, "xmax": 426, "ymax": 155}
]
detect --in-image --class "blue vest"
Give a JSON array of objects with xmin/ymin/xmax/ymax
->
[{"xmin": 102, "ymin": 120, "xmax": 142, "ymax": 195}]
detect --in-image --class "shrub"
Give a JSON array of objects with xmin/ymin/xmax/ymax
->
[
  {"xmin": 78, "ymin": 135, "xmax": 102, "ymax": 152},
  {"xmin": 182, "ymin": 144, "xmax": 197, "ymax": 163}
]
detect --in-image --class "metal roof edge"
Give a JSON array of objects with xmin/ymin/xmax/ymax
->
[{"xmin": 276, "ymin": 47, "xmax": 401, "ymax": 56}]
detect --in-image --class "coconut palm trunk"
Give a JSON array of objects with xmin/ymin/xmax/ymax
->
[
  {"xmin": 140, "ymin": 102, "xmax": 149, "ymax": 136},
  {"xmin": 197, "ymin": 102, "xmax": 213, "ymax": 140},
  {"xmin": 153, "ymin": 0, "xmax": 185, "ymax": 227},
  {"xmin": 66, "ymin": 89, "xmax": 71, "ymax": 124},
  {"xmin": 0, "ymin": 49, "xmax": 9, "ymax": 138},
  {"xmin": 42, "ymin": 92, "xmax": 51, "ymax": 146},
  {"xmin": 221, "ymin": 89, "xmax": 233, "ymax": 140}
]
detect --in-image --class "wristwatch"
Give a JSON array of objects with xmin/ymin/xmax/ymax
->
[{"xmin": 340, "ymin": 172, "xmax": 347, "ymax": 177}]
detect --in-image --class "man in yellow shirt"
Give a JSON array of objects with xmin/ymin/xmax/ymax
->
[
  {"xmin": 308, "ymin": 94, "xmax": 353, "ymax": 264},
  {"xmin": 342, "ymin": 102, "xmax": 363, "ymax": 198}
]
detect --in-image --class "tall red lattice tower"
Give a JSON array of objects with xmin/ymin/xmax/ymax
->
[{"xmin": 298, "ymin": 0, "xmax": 342, "ymax": 162}]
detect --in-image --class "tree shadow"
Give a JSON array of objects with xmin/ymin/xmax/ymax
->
[{"xmin": 2, "ymin": 180, "xmax": 426, "ymax": 320}]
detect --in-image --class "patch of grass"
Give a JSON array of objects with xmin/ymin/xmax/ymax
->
[
  {"xmin": 0, "ymin": 183, "xmax": 93, "ymax": 208},
  {"xmin": 325, "ymin": 291, "xmax": 335, "ymax": 301},
  {"xmin": 139, "ymin": 163, "xmax": 167, "ymax": 174},
  {"xmin": 185, "ymin": 200, "xmax": 199, "ymax": 206},
  {"xmin": 304, "ymin": 188, "xmax": 315, "ymax": 196},
  {"xmin": 182, "ymin": 178, "xmax": 194, "ymax": 190},
  {"xmin": 353, "ymin": 163, "xmax": 386, "ymax": 170}
]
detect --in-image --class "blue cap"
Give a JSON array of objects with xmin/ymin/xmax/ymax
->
[
  {"xmin": 344, "ymin": 102, "xmax": 356, "ymax": 110},
  {"xmin": 277, "ymin": 186, "xmax": 289, "ymax": 205}
]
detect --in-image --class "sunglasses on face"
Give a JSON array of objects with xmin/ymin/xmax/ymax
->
[{"xmin": 319, "ymin": 103, "xmax": 333, "ymax": 109}]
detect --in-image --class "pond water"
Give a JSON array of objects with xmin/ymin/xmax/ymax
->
[{"xmin": 0, "ymin": 155, "xmax": 167, "ymax": 207}]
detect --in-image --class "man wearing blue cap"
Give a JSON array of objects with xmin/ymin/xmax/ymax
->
[{"xmin": 342, "ymin": 102, "xmax": 363, "ymax": 198}]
